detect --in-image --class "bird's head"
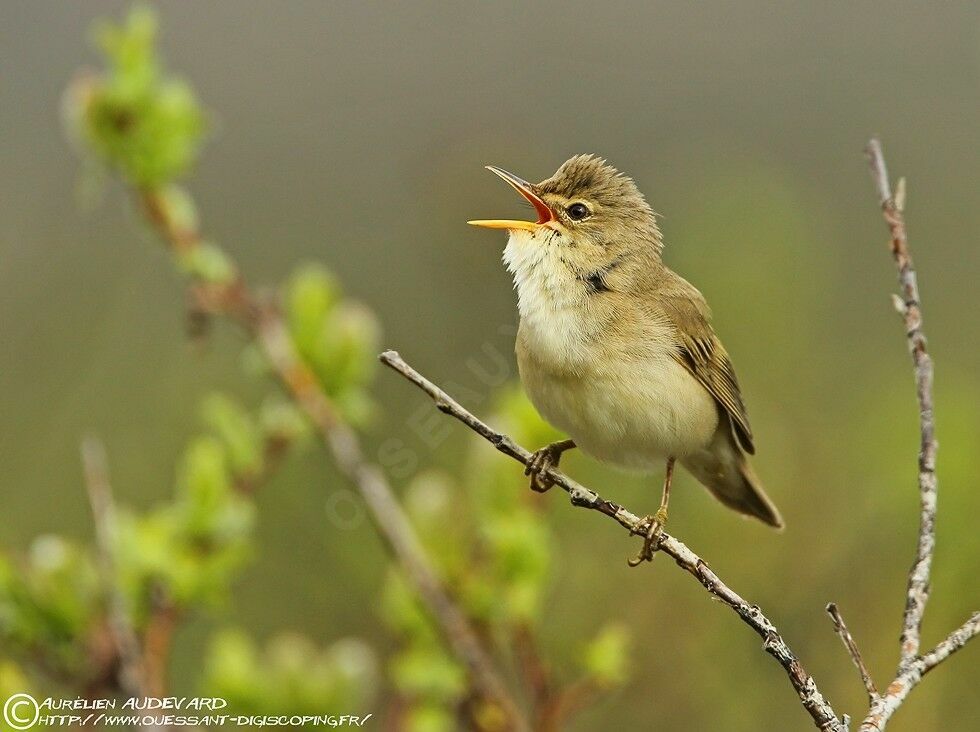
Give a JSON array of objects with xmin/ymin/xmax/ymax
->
[{"xmin": 469, "ymin": 155, "xmax": 663, "ymax": 285}]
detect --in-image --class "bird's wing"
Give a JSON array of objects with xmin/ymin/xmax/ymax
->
[{"xmin": 658, "ymin": 280, "xmax": 755, "ymax": 454}]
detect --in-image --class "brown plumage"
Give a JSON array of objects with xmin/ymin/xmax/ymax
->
[
  {"xmin": 470, "ymin": 155, "xmax": 783, "ymax": 541},
  {"xmin": 656, "ymin": 275, "xmax": 754, "ymax": 454}
]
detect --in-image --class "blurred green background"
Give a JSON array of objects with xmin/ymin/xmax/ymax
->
[{"xmin": 1, "ymin": 1, "xmax": 978, "ymax": 729}]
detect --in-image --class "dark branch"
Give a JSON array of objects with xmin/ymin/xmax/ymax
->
[
  {"xmin": 826, "ymin": 603, "xmax": 878, "ymax": 702},
  {"xmin": 379, "ymin": 349, "xmax": 844, "ymax": 732},
  {"xmin": 128, "ymin": 186, "xmax": 529, "ymax": 732}
]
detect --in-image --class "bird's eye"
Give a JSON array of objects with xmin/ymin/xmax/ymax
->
[{"xmin": 567, "ymin": 202, "xmax": 590, "ymax": 221}]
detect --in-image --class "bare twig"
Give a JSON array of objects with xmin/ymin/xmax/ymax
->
[
  {"xmin": 379, "ymin": 350, "xmax": 845, "ymax": 732},
  {"xmin": 826, "ymin": 603, "xmax": 878, "ymax": 702},
  {"xmin": 919, "ymin": 611, "xmax": 980, "ymax": 672},
  {"xmin": 861, "ymin": 612, "xmax": 980, "ymax": 731},
  {"xmin": 80, "ymin": 436, "xmax": 144, "ymax": 699},
  {"xmin": 131, "ymin": 187, "xmax": 527, "ymax": 731},
  {"xmin": 856, "ymin": 138, "xmax": 978, "ymax": 731},
  {"xmin": 866, "ymin": 138, "xmax": 937, "ymax": 668}
]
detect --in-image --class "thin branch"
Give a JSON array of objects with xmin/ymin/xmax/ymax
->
[
  {"xmin": 865, "ymin": 138, "xmax": 937, "ymax": 667},
  {"xmin": 861, "ymin": 612, "xmax": 979, "ymax": 731},
  {"xmin": 813, "ymin": 139, "xmax": 980, "ymax": 732},
  {"xmin": 919, "ymin": 611, "xmax": 980, "ymax": 672},
  {"xmin": 826, "ymin": 603, "xmax": 878, "ymax": 702},
  {"xmin": 379, "ymin": 350, "xmax": 845, "ymax": 732},
  {"xmin": 856, "ymin": 138, "xmax": 978, "ymax": 731},
  {"xmin": 132, "ymin": 188, "xmax": 527, "ymax": 732},
  {"xmin": 80, "ymin": 436, "xmax": 144, "ymax": 699}
]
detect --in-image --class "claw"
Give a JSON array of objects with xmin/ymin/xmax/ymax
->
[
  {"xmin": 627, "ymin": 514, "xmax": 667, "ymax": 567},
  {"xmin": 527, "ymin": 447, "xmax": 556, "ymax": 492},
  {"xmin": 524, "ymin": 440, "xmax": 574, "ymax": 493},
  {"xmin": 628, "ymin": 459, "xmax": 674, "ymax": 566}
]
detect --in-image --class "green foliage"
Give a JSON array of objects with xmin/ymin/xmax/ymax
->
[
  {"xmin": 156, "ymin": 183, "xmax": 199, "ymax": 231},
  {"xmin": 402, "ymin": 472, "xmax": 471, "ymax": 578},
  {"xmin": 178, "ymin": 240, "xmax": 237, "ymax": 285},
  {"xmin": 259, "ymin": 396, "xmax": 313, "ymax": 445},
  {"xmin": 380, "ymin": 479, "xmax": 469, "ymax": 728},
  {"xmin": 203, "ymin": 630, "xmax": 376, "ymax": 723},
  {"xmin": 111, "ymin": 394, "xmax": 291, "ymax": 621},
  {"xmin": 381, "ymin": 389, "xmax": 631, "ymax": 725},
  {"xmin": 0, "ymin": 659, "xmax": 33, "ymax": 699},
  {"xmin": 285, "ymin": 264, "xmax": 381, "ymax": 425},
  {"xmin": 0, "ymin": 388, "xmax": 304, "ymax": 688},
  {"xmin": 0, "ymin": 537, "xmax": 100, "ymax": 675},
  {"xmin": 467, "ymin": 386, "xmax": 560, "ymax": 624},
  {"xmin": 389, "ymin": 642, "xmax": 466, "ymax": 704},
  {"xmin": 33, "ymin": 6, "xmax": 633, "ymax": 726},
  {"xmin": 113, "ymin": 464, "xmax": 254, "ymax": 618},
  {"xmin": 399, "ymin": 704, "xmax": 459, "ymax": 732},
  {"xmin": 27, "ymin": 3, "xmax": 978, "ymax": 730},
  {"xmin": 66, "ymin": 2, "xmax": 382, "ymax": 433},
  {"xmin": 202, "ymin": 394, "xmax": 264, "ymax": 480},
  {"xmin": 581, "ymin": 623, "xmax": 630, "ymax": 688},
  {"xmin": 71, "ymin": 5, "xmax": 205, "ymax": 187},
  {"xmin": 480, "ymin": 510, "xmax": 550, "ymax": 622}
]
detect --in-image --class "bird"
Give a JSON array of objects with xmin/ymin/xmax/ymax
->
[{"xmin": 468, "ymin": 154, "xmax": 782, "ymax": 565}]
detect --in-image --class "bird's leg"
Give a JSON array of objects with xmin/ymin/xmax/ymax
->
[
  {"xmin": 628, "ymin": 457, "xmax": 675, "ymax": 567},
  {"xmin": 524, "ymin": 439, "xmax": 576, "ymax": 493}
]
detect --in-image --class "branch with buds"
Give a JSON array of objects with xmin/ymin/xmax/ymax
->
[
  {"xmin": 135, "ymin": 189, "xmax": 529, "ymax": 731},
  {"xmin": 380, "ymin": 139, "xmax": 978, "ymax": 730},
  {"xmin": 61, "ymin": 13, "xmax": 974, "ymax": 721}
]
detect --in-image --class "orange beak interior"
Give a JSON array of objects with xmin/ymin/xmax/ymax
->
[{"xmin": 468, "ymin": 166, "xmax": 555, "ymax": 231}]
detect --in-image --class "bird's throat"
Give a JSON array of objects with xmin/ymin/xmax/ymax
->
[{"xmin": 503, "ymin": 231, "xmax": 603, "ymax": 368}]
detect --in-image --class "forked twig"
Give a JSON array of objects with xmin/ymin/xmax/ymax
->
[
  {"xmin": 856, "ymin": 139, "xmax": 979, "ymax": 731},
  {"xmin": 378, "ymin": 138, "xmax": 979, "ymax": 730},
  {"xmin": 379, "ymin": 350, "xmax": 845, "ymax": 732}
]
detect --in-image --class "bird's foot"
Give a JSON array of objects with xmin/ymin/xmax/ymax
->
[
  {"xmin": 524, "ymin": 441, "xmax": 570, "ymax": 493},
  {"xmin": 627, "ymin": 507, "xmax": 669, "ymax": 567}
]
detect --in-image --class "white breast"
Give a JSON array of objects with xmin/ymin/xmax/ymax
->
[
  {"xmin": 504, "ymin": 230, "xmax": 719, "ymax": 468},
  {"xmin": 503, "ymin": 230, "xmax": 594, "ymax": 367}
]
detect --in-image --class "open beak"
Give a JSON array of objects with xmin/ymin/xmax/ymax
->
[{"xmin": 468, "ymin": 166, "xmax": 555, "ymax": 232}]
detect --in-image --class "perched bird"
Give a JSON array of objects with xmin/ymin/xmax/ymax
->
[{"xmin": 469, "ymin": 155, "xmax": 782, "ymax": 564}]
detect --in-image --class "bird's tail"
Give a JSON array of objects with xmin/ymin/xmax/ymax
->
[{"xmin": 680, "ymin": 432, "xmax": 784, "ymax": 529}]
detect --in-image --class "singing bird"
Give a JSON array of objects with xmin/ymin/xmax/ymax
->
[{"xmin": 469, "ymin": 155, "xmax": 782, "ymax": 564}]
